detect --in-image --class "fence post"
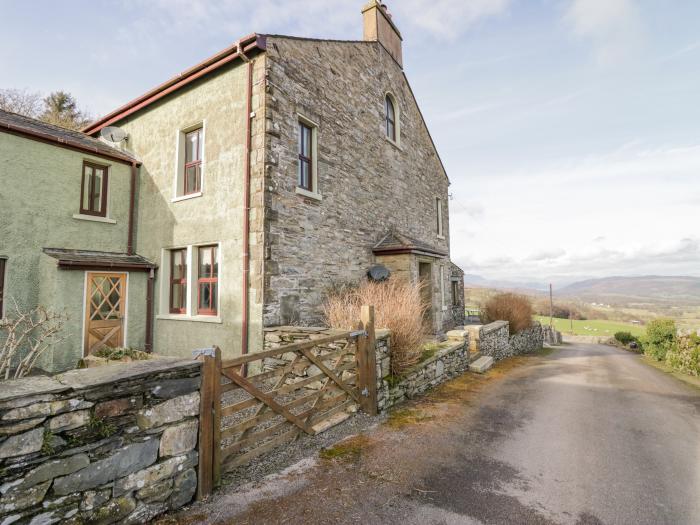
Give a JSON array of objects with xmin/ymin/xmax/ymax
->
[
  {"xmin": 212, "ymin": 347, "xmax": 222, "ymax": 488},
  {"xmin": 196, "ymin": 346, "xmax": 221, "ymax": 500},
  {"xmin": 357, "ymin": 305, "xmax": 378, "ymax": 416}
]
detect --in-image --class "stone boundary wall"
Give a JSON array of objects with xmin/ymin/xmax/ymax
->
[
  {"xmin": 375, "ymin": 332, "xmax": 470, "ymax": 412},
  {"xmin": 0, "ymin": 359, "xmax": 201, "ymax": 525},
  {"xmin": 562, "ymin": 334, "xmax": 613, "ymax": 344},
  {"xmin": 469, "ymin": 321, "xmax": 510, "ymax": 360},
  {"xmin": 542, "ymin": 325, "xmax": 563, "ymax": 345},
  {"xmin": 509, "ymin": 323, "xmax": 545, "ymax": 356},
  {"xmin": 468, "ymin": 321, "xmax": 544, "ymax": 361}
]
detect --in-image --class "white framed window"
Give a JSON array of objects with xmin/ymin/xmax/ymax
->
[
  {"xmin": 158, "ymin": 242, "xmax": 222, "ymax": 323},
  {"xmin": 384, "ymin": 92, "xmax": 401, "ymax": 147},
  {"xmin": 173, "ymin": 122, "xmax": 205, "ymax": 201},
  {"xmin": 296, "ymin": 115, "xmax": 321, "ymax": 200},
  {"xmin": 436, "ymin": 197, "xmax": 444, "ymax": 238}
]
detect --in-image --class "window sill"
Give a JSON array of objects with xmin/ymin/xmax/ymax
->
[
  {"xmin": 384, "ymin": 135, "xmax": 402, "ymax": 151},
  {"xmin": 295, "ymin": 187, "xmax": 322, "ymax": 201},
  {"xmin": 171, "ymin": 192, "xmax": 203, "ymax": 203},
  {"xmin": 156, "ymin": 314, "xmax": 222, "ymax": 324},
  {"xmin": 73, "ymin": 214, "xmax": 116, "ymax": 224}
]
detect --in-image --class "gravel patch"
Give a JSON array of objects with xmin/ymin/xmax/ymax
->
[{"xmin": 222, "ymin": 410, "xmax": 386, "ymax": 487}]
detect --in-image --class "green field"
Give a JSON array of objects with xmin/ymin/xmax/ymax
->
[{"xmin": 534, "ymin": 316, "xmax": 645, "ymax": 337}]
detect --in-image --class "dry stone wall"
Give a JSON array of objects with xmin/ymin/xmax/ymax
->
[
  {"xmin": 469, "ymin": 321, "xmax": 544, "ymax": 360},
  {"xmin": 0, "ymin": 359, "xmax": 201, "ymax": 525},
  {"xmin": 509, "ymin": 323, "xmax": 545, "ymax": 356},
  {"xmin": 375, "ymin": 332, "xmax": 470, "ymax": 412}
]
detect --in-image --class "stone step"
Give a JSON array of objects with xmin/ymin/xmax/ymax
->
[
  {"xmin": 469, "ymin": 355, "xmax": 494, "ymax": 374},
  {"xmin": 469, "ymin": 352, "xmax": 482, "ymax": 363}
]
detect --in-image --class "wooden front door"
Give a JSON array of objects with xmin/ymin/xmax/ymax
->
[{"xmin": 84, "ymin": 273, "xmax": 126, "ymax": 355}]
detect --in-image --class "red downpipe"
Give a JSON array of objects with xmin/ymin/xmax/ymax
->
[
  {"xmin": 127, "ymin": 162, "xmax": 137, "ymax": 256},
  {"xmin": 241, "ymin": 56, "xmax": 253, "ymax": 362}
]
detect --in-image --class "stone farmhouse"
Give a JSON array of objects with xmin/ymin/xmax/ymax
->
[{"xmin": 0, "ymin": 1, "xmax": 464, "ymax": 372}]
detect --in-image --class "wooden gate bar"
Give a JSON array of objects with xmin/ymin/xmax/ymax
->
[
  {"xmin": 221, "ymin": 368, "xmax": 314, "ymax": 434},
  {"xmin": 299, "ymin": 347, "xmax": 362, "ymax": 404},
  {"xmin": 221, "ymin": 331, "xmax": 353, "ymax": 368}
]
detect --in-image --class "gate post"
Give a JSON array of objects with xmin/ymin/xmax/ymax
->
[
  {"xmin": 357, "ymin": 305, "xmax": 378, "ymax": 416},
  {"xmin": 196, "ymin": 346, "xmax": 221, "ymax": 500}
]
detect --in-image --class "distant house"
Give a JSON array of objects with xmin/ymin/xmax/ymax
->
[{"xmin": 0, "ymin": 1, "xmax": 464, "ymax": 372}]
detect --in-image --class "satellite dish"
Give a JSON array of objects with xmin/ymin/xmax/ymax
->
[
  {"xmin": 367, "ymin": 265, "xmax": 391, "ymax": 282},
  {"xmin": 100, "ymin": 126, "xmax": 128, "ymax": 143}
]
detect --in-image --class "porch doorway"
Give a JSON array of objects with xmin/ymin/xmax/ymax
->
[
  {"xmin": 418, "ymin": 262, "xmax": 433, "ymax": 330},
  {"xmin": 84, "ymin": 272, "xmax": 126, "ymax": 355}
]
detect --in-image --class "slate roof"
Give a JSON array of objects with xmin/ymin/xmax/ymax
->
[
  {"xmin": 43, "ymin": 248, "xmax": 156, "ymax": 270},
  {"xmin": 372, "ymin": 230, "xmax": 447, "ymax": 257},
  {"xmin": 0, "ymin": 109, "xmax": 137, "ymax": 164}
]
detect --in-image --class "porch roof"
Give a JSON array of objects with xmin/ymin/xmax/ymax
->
[
  {"xmin": 43, "ymin": 248, "xmax": 157, "ymax": 271},
  {"xmin": 372, "ymin": 231, "xmax": 447, "ymax": 258}
]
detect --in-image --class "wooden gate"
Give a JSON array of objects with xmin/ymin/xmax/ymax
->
[{"xmin": 196, "ymin": 306, "xmax": 377, "ymax": 498}]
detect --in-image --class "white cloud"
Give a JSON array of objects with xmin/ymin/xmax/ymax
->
[
  {"xmin": 397, "ymin": 0, "xmax": 511, "ymax": 39},
  {"xmin": 450, "ymin": 142, "xmax": 700, "ymax": 280},
  {"xmin": 564, "ymin": 0, "xmax": 643, "ymax": 64}
]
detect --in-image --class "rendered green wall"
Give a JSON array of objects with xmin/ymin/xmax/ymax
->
[
  {"xmin": 116, "ymin": 58, "xmax": 266, "ymax": 360},
  {"xmin": 0, "ymin": 133, "xmax": 147, "ymax": 372}
]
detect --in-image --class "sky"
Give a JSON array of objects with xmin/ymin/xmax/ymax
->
[{"xmin": 2, "ymin": 0, "xmax": 699, "ymax": 284}]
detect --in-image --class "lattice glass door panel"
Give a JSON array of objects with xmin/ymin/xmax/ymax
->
[{"xmin": 84, "ymin": 273, "xmax": 126, "ymax": 355}]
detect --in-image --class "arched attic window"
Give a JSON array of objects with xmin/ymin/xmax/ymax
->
[{"xmin": 385, "ymin": 94, "xmax": 398, "ymax": 143}]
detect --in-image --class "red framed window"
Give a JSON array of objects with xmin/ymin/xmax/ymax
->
[
  {"xmin": 184, "ymin": 128, "xmax": 202, "ymax": 195},
  {"xmin": 197, "ymin": 245, "xmax": 218, "ymax": 316},
  {"xmin": 0, "ymin": 258, "xmax": 5, "ymax": 318},
  {"xmin": 298, "ymin": 122, "xmax": 313, "ymax": 191},
  {"xmin": 80, "ymin": 161, "xmax": 109, "ymax": 217},
  {"xmin": 169, "ymin": 249, "xmax": 187, "ymax": 314},
  {"xmin": 385, "ymin": 96, "xmax": 396, "ymax": 141}
]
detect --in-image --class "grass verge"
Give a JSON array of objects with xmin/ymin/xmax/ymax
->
[{"xmin": 641, "ymin": 355, "xmax": 700, "ymax": 392}]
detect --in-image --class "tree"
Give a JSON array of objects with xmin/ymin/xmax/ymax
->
[
  {"xmin": 0, "ymin": 88, "xmax": 43, "ymax": 118},
  {"xmin": 41, "ymin": 91, "xmax": 90, "ymax": 130}
]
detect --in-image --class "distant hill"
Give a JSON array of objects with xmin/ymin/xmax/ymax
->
[
  {"xmin": 463, "ymin": 274, "xmax": 549, "ymax": 292},
  {"xmin": 558, "ymin": 276, "xmax": 700, "ymax": 305}
]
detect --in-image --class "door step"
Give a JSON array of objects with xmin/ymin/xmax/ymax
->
[{"xmin": 469, "ymin": 355, "xmax": 494, "ymax": 374}]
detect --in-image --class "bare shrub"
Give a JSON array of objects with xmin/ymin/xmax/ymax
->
[
  {"xmin": 324, "ymin": 279, "xmax": 428, "ymax": 375},
  {"xmin": 481, "ymin": 293, "xmax": 533, "ymax": 335},
  {"xmin": 0, "ymin": 299, "xmax": 68, "ymax": 379}
]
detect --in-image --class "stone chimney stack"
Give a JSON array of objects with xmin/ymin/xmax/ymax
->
[{"xmin": 362, "ymin": 1, "xmax": 403, "ymax": 67}]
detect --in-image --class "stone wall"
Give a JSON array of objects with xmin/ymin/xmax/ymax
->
[
  {"xmin": 375, "ymin": 331, "xmax": 470, "ymax": 412},
  {"xmin": 262, "ymin": 36, "xmax": 457, "ymax": 332},
  {"xmin": 471, "ymin": 321, "xmax": 510, "ymax": 360},
  {"xmin": 0, "ymin": 359, "xmax": 201, "ymax": 524},
  {"xmin": 468, "ymin": 321, "xmax": 544, "ymax": 361},
  {"xmin": 509, "ymin": 323, "xmax": 545, "ymax": 356},
  {"xmin": 541, "ymin": 325, "xmax": 563, "ymax": 345}
]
